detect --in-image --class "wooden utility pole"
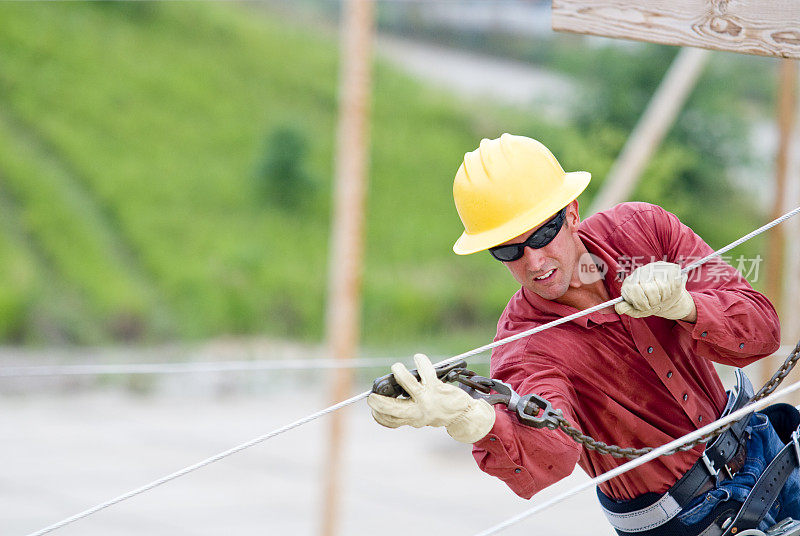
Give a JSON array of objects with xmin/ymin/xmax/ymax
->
[
  {"xmin": 766, "ymin": 60, "xmax": 796, "ymax": 321},
  {"xmin": 320, "ymin": 1, "xmax": 374, "ymax": 536},
  {"xmin": 765, "ymin": 60, "xmax": 797, "ymax": 311},
  {"xmin": 588, "ymin": 47, "xmax": 710, "ymax": 215},
  {"xmin": 762, "ymin": 58, "xmax": 797, "ymax": 388},
  {"xmin": 781, "ymin": 60, "xmax": 800, "ymax": 369}
]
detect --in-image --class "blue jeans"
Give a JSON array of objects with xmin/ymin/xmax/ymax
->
[{"xmin": 676, "ymin": 412, "xmax": 800, "ymax": 532}]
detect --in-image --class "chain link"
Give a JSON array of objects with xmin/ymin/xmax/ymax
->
[{"xmin": 551, "ymin": 339, "xmax": 800, "ymax": 460}]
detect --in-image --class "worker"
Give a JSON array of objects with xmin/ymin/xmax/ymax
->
[{"xmin": 368, "ymin": 134, "xmax": 800, "ymax": 536}]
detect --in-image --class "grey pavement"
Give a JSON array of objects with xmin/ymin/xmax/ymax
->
[{"xmin": 1, "ymin": 380, "xmax": 613, "ymax": 536}]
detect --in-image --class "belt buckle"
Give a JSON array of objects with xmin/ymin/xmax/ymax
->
[
  {"xmin": 700, "ymin": 452, "xmax": 721, "ymax": 482},
  {"xmin": 700, "ymin": 451, "xmax": 735, "ymax": 485}
]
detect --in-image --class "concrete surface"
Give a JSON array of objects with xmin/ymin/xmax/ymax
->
[{"xmin": 1, "ymin": 379, "xmax": 614, "ymax": 536}]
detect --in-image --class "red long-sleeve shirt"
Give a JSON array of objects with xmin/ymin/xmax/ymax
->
[{"xmin": 472, "ymin": 202, "xmax": 780, "ymax": 501}]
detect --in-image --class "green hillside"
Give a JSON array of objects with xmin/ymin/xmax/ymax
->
[
  {"xmin": 0, "ymin": 2, "xmax": 768, "ymax": 353},
  {"xmin": 0, "ymin": 2, "xmax": 523, "ymax": 350}
]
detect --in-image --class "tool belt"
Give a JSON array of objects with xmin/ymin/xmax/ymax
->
[{"xmin": 598, "ymin": 370, "xmax": 800, "ymax": 536}]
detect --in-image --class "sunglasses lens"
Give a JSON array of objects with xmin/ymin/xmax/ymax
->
[
  {"xmin": 489, "ymin": 245, "xmax": 523, "ymax": 262},
  {"xmin": 528, "ymin": 227, "xmax": 555, "ymax": 248}
]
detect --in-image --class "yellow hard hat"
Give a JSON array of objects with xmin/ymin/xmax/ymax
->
[{"xmin": 452, "ymin": 133, "xmax": 591, "ymax": 255}]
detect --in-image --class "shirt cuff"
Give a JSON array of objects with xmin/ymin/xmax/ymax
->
[
  {"xmin": 473, "ymin": 423, "xmax": 538, "ymax": 498},
  {"xmin": 677, "ymin": 291, "xmax": 720, "ymax": 343},
  {"xmin": 678, "ymin": 291, "xmax": 762, "ymax": 356}
]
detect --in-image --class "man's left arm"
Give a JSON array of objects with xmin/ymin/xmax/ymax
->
[
  {"xmin": 680, "ymin": 260, "xmax": 780, "ymax": 366},
  {"xmin": 615, "ymin": 205, "xmax": 780, "ymax": 367}
]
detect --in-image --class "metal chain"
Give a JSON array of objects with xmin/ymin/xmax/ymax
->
[
  {"xmin": 549, "ymin": 339, "xmax": 800, "ymax": 459},
  {"xmin": 753, "ymin": 339, "xmax": 800, "ymax": 401},
  {"xmin": 555, "ymin": 416, "xmax": 725, "ymax": 459}
]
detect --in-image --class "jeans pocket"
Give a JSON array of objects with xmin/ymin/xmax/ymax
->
[
  {"xmin": 677, "ymin": 488, "xmax": 731, "ymax": 526},
  {"xmin": 750, "ymin": 413, "xmax": 770, "ymax": 432}
]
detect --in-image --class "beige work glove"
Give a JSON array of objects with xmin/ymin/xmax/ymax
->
[
  {"xmin": 615, "ymin": 261, "xmax": 696, "ymax": 320},
  {"xmin": 367, "ymin": 353, "xmax": 496, "ymax": 444}
]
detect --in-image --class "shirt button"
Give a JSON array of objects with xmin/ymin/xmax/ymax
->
[
  {"xmin": 739, "ymin": 343, "xmax": 745, "ymax": 349},
  {"xmin": 701, "ymin": 331, "xmax": 708, "ymax": 337},
  {"xmin": 667, "ymin": 371, "xmax": 673, "ymax": 378},
  {"xmin": 698, "ymin": 415, "xmax": 703, "ymax": 422},
  {"xmin": 683, "ymin": 394, "xmax": 689, "ymax": 401},
  {"xmin": 514, "ymin": 468, "xmax": 522, "ymax": 474},
  {"xmin": 647, "ymin": 346, "xmax": 654, "ymax": 354},
  {"xmin": 489, "ymin": 437, "xmax": 497, "ymax": 442}
]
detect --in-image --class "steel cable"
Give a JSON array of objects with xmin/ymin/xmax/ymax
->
[
  {"xmin": 1, "ymin": 356, "xmax": 492, "ymax": 378},
  {"xmin": 23, "ymin": 391, "xmax": 370, "ymax": 536},
  {"xmin": 24, "ymin": 205, "xmax": 800, "ymax": 535}
]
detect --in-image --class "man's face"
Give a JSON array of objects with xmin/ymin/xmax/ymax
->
[{"xmin": 498, "ymin": 202, "xmax": 583, "ymax": 301}]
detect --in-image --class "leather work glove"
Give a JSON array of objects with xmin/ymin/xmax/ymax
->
[
  {"xmin": 615, "ymin": 261, "xmax": 696, "ymax": 321},
  {"xmin": 367, "ymin": 353, "xmax": 496, "ymax": 444}
]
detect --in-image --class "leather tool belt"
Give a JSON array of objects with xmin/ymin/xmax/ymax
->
[
  {"xmin": 600, "ymin": 370, "xmax": 800, "ymax": 536},
  {"xmin": 599, "ymin": 369, "xmax": 756, "ymax": 534}
]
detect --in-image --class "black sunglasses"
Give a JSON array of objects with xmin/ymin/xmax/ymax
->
[{"xmin": 488, "ymin": 207, "xmax": 567, "ymax": 262}]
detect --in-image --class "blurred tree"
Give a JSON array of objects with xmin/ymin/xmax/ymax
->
[{"xmin": 256, "ymin": 124, "xmax": 317, "ymax": 209}]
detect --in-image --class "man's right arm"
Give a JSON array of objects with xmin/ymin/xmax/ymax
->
[{"xmin": 471, "ymin": 363, "xmax": 582, "ymax": 499}]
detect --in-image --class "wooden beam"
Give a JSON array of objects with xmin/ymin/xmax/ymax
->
[
  {"xmin": 588, "ymin": 47, "xmax": 710, "ymax": 215},
  {"xmin": 552, "ymin": 0, "xmax": 800, "ymax": 59}
]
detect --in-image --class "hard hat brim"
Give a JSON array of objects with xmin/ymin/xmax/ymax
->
[{"xmin": 452, "ymin": 171, "xmax": 591, "ymax": 255}]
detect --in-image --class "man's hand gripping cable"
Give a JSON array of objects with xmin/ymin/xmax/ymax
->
[{"xmin": 372, "ymin": 361, "xmax": 563, "ymax": 431}]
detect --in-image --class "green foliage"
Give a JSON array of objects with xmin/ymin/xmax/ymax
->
[
  {"xmin": 0, "ymin": 1, "xmax": 777, "ymax": 353},
  {"xmin": 256, "ymin": 124, "xmax": 316, "ymax": 209},
  {"xmin": 0, "ymin": 1, "xmax": 518, "ymax": 350}
]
